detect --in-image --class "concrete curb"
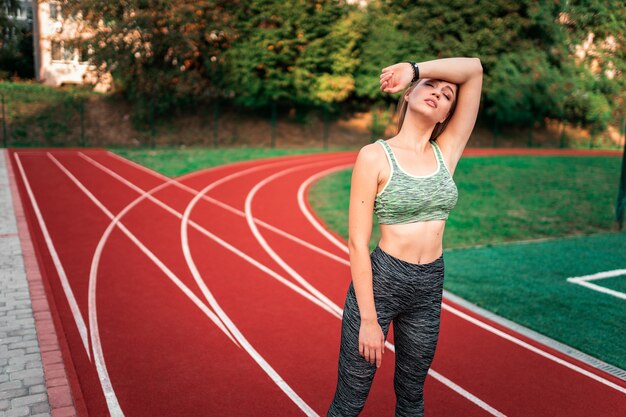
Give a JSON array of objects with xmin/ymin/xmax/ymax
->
[{"xmin": 3, "ymin": 149, "xmax": 82, "ymax": 417}]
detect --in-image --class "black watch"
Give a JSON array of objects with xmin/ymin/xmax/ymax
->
[{"xmin": 406, "ymin": 61, "xmax": 420, "ymax": 82}]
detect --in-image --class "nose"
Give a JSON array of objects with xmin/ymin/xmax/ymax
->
[{"xmin": 431, "ymin": 90, "xmax": 440, "ymax": 99}]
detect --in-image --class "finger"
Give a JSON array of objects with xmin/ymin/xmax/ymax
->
[
  {"xmin": 359, "ymin": 342, "xmax": 364, "ymax": 357},
  {"xmin": 376, "ymin": 350, "xmax": 381, "ymax": 368}
]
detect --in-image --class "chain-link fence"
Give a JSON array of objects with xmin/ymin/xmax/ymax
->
[{"xmin": 1, "ymin": 82, "xmax": 625, "ymax": 150}]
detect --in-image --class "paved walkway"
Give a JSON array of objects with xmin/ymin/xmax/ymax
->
[{"xmin": 0, "ymin": 149, "xmax": 78, "ymax": 417}]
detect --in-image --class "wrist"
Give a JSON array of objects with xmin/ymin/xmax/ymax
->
[
  {"xmin": 360, "ymin": 315, "xmax": 378, "ymax": 324},
  {"xmin": 405, "ymin": 61, "xmax": 419, "ymax": 82}
]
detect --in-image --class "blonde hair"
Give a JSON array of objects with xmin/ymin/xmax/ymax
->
[{"xmin": 396, "ymin": 79, "xmax": 459, "ymax": 141}]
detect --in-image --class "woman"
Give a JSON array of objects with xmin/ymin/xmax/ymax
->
[{"xmin": 327, "ymin": 57, "xmax": 483, "ymax": 417}]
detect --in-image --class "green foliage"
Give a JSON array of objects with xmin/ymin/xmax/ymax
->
[
  {"xmin": 0, "ymin": 0, "xmax": 34, "ymax": 80},
  {"xmin": 59, "ymin": 0, "xmax": 624, "ymax": 137}
]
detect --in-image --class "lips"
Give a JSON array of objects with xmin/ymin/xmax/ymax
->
[{"xmin": 424, "ymin": 98, "xmax": 437, "ymax": 108}]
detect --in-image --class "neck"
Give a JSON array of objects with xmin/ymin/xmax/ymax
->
[{"xmin": 395, "ymin": 111, "xmax": 436, "ymax": 152}]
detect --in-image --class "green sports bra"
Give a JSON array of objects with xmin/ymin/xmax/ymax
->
[{"xmin": 373, "ymin": 138, "xmax": 458, "ymax": 225}]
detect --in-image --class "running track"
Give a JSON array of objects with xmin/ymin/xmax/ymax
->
[{"xmin": 6, "ymin": 146, "xmax": 626, "ymax": 417}]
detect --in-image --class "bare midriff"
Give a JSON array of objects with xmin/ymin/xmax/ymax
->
[{"xmin": 378, "ymin": 220, "xmax": 445, "ymax": 265}]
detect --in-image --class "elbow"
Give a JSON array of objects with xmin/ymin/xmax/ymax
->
[
  {"xmin": 473, "ymin": 57, "xmax": 483, "ymax": 74},
  {"xmin": 348, "ymin": 238, "xmax": 369, "ymax": 255}
]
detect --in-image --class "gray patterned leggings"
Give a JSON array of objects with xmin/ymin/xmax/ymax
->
[{"xmin": 327, "ymin": 244, "xmax": 445, "ymax": 417}]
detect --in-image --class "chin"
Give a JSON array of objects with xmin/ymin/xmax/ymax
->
[{"xmin": 408, "ymin": 104, "xmax": 440, "ymax": 124}]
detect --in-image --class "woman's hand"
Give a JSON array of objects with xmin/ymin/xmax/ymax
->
[
  {"xmin": 359, "ymin": 318, "xmax": 385, "ymax": 368},
  {"xmin": 380, "ymin": 62, "xmax": 413, "ymax": 94}
]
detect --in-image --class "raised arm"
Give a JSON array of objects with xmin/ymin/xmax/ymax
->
[
  {"xmin": 380, "ymin": 57, "xmax": 483, "ymax": 168},
  {"xmin": 348, "ymin": 144, "xmax": 386, "ymax": 367}
]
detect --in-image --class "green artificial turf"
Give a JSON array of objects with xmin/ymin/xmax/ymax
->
[
  {"xmin": 442, "ymin": 231, "xmax": 626, "ymax": 370},
  {"xmin": 108, "ymin": 147, "xmax": 626, "ymax": 370},
  {"xmin": 108, "ymin": 146, "xmax": 351, "ymax": 178},
  {"xmin": 308, "ymin": 155, "xmax": 624, "ymax": 250},
  {"xmin": 309, "ymin": 153, "xmax": 626, "ymax": 370}
]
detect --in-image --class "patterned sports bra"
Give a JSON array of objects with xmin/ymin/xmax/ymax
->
[{"xmin": 373, "ymin": 138, "xmax": 458, "ymax": 225}]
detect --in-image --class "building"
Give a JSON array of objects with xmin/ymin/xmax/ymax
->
[{"xmin": 32, "ymin": 0, "xmax": 111, "ymax": 91}]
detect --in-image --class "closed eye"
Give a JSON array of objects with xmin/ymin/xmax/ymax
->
[{"xmin": 425, "ymin": 82, "xmax": 450, "ymax": 100}]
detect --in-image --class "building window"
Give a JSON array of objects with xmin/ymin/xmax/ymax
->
[
  {"xmin": 51, "ymin": 40, "xmax": 85, "ymax": 63},
  {"xmin": 63, "ymin": 44, "xmax": 75, "ymax": 61},
  {"xmin": 79, "ymin": 45, "xmax": 90, "ymax": 63},
  {"xmin": 50, "ymin": 2, "xmax": 62, "ymax": 20},
  {"xmin": 51, "ymin": 41, "xmax": 62, "ymax": 61}
]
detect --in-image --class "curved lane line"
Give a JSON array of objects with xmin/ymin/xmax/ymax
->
[
  {"xmin": 107, "ymin": 151, "xmax": 506, "ymax": 413},
  {"xmin": 180, "ymin": 158, "xmax": 357, "ymax": 417},
  {"xmin": 297, "ymin": 166, "xmax": 352, "ymax": 255},
  {"xmin": 296, "ymin": 165, "xmax": 626, "ymax": 396},
  {"xmin": 46, "ymin": 153, "xmax": 243, "ymax": 417},
  {"xmin": 80, "ymin": 152, "xmax": 351, "ymax": 414},
  {"xmin": 248, "ymin": 162, "xmax": 506, "ymax": 416},
  {"xmin": 105, "ymin": 150, "xmax": 351, "ymax": 264},
  {"xmin": 81, "ymin": 152, "xmax": 342, "ymax": 316},
  {"xmin": 244, "ymin": 163, "xmax": 354, "ymax": 319},
  {"xmin": 13, "ymin": 153, "xmax": 91, "ymax": 360}
]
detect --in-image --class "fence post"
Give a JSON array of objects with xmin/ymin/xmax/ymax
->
[
  {"xmin": 212, "ymin": 99, "xmax": 219, "ymax": 148},
  {"xmin": 616, "ymin": 136, "xmax": 626, "ymax": 230},
  {"xmin": 323, "ymin": 106, "xmax": 329, "ymax": 150},
  {"xmin": 80, "ymin": 96, "xmax": 86, "ymax": 147},
  {"xmin": 150, "ymin": 97, "xmax": 156, "ymax": 149},
  {"xmin": 1, "ymin": 93, "xmax": 7, "ymax": 148},
  {"xmin": 271, "ymin": 101, "xmax": 277, "ymax": 148}
]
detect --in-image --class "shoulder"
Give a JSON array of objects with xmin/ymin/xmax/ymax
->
[{"xmin": 355, "ymin": 140, "xmax": 385, "ymax": 166}]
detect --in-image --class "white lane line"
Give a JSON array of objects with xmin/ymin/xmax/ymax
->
[
  {"xmin": 107, "ymin": 150, "xmax": 506, "ymax": 413},
  {"xmin": 244, "ymin": 163, "xmax": 354, "ymax": 318},
  {"xmin": 80, "ymin": 151, "xmax": 343, "ymax": 317},
  {"xmin": 298, "ymin": 166, "xmax": 351, "ymax": 254},
  {"xmin": 180, "ymin": 158, "xmax": 361, "ymax": 417},
  {"xmin": 248, "ymin": 162, "xmax": 506, "ymax": 417},
  {"xmin": 13, "ymin": 153, "xmax": 91, "ymax": 360},
  {"xmin": 103, "ymin": 151, "xmax": 350, "ymax": 265},
  {"xmin": 45, "ymin": 153, "xmax": 242, "ymax": 417},
  {"xmin": 445, "ymin": 302, "xmax": 626, "ymax": 395},
  {"xmin": 83, "ymin": 151, "xmax": 348, "ymax": 413},
  {"xmin": 106, "ymin": 149, "xmax": 624, "ymax": 396},
  {"xmin": 567, "ymin": 270, "xmax": 626, "ymax": 300},
  {"xmin": 296, "ymin": 168, "xmax": 626, "ymax": 396}
]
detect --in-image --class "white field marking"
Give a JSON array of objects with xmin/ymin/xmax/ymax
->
[
  {"xmin": 103, "ymin": 150, "xmax": 506, "ymax": 417},
  {"xmin": 13, "ymin": 153, "xmax": 91, "ymax": 360},
  {"xmin": 244, "ymin": 162, "xmax": 354, "ymax": 319},
  {"xmin": 297, "ymin": 167, "xmax": 626, "ymax": 395},
  {"xmin": 567, "ymin": 270, "xmax": 626, "ymax": 300},
  {"xmin": 298, "ymin": 166, "xmax": 351, "ymax": 254},
  {"xmin": 250, "ymin": 165, "xmax": 506, "ymax": 416},
  {"xmin": 80, "ymin": 151, "xmax": 342, "ymax": 317},
  {"xmin": 180, "ymin": 160, "xmax": 360, "ymax": 417},
  {"xmin": 46, "ymin": 153, "xmax": 240, "ymax": 417},
  {"xmin": 103, "ymin": 151, "xmax": 350, "ymax": 265},
  {"xmin": 84, "ymin": 151, "xmax": 344, "ymax": 415},
  {"xmin": 444, "ymin": 302, "xmax": 626, "ymax": 395}
]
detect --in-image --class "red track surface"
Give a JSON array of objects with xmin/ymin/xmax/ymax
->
[{"xmin": 7, "ymin": 146, "xmax": 626, "ymax": 417}]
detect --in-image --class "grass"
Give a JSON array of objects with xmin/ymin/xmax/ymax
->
[
  {"xmin": 1, "ymin": 81, "xmax": 96, "ymax": 147},
  {"xmin": 108, "ymin": 146, "xmax": 626, "ymax": 369},
  {"xmin": 308, "ymin": 153, "xmax": 626, "ymax": 370},
  {"xmin": 442, "ymin": 232, "xmax": 626, "ymax": 370},
  {"xmin": 308, "ymin": 155, "xmax": 624, "ymax": 251},
  {"xmin": 109, "ymin": 146, "xmax": 354, "ymax": 178}
]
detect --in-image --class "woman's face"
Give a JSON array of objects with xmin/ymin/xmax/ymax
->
[{"xmin": 406, "ymin": 78, "xmax": 457, "ymax": 124}]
